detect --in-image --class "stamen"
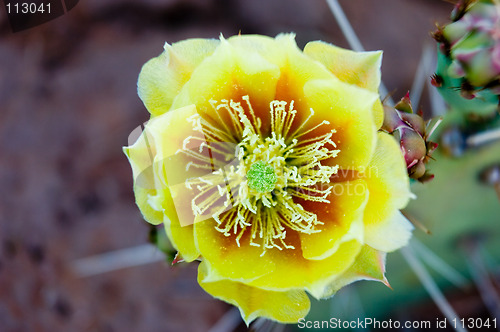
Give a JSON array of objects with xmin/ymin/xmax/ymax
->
[{"xmin": 180, "ymin": 96, "xmax": 340, "ymax": 254}]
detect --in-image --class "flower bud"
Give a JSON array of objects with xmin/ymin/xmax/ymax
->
[
  {"xmin": 381, "ymin": 93, "xmax": 439, "ymax": 183},
  {"xmin": 433, "ymin": 0, "xmax": 500, "ymax": 116}
]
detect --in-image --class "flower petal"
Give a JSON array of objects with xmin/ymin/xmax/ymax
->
[
  {"xmin": 362, "ymin": 132, "xmax": 413, "ymax": 252},
  {"xmin": 365, "ymin": 211, "xmax": 413, "ymax": 252},
  {"xmin": 194, "ymin": 218, "xmax": 276, "ymax": 282},
  {"xmin": 303, "ymin": 41, "xmax": 382, "ymax": 93},
  {"xmin": 318, "ymin": 245, "xmax": 388, "ymax": 299},
  {"xmin": 272, "ymin": 35, "xmax": 335, "ymax": 109},
  {"xmin": 138, "ymin": 38, "xmax": 219, "ymax": 116},
  {"xmin": 154, "ymin": 189, "xmax": 201, "ymax": 262},
  {"xmin": 171, "ymin": 36, "xmax": 281, "ymax": 127},
  {"xmin": 249, "ymin": 238, "xmax": 362, "ymax": 299},
  {"xmin": 371, "ymin": 99, "xmax": 385, "ymax": 129},
  {"xmin": 227, "ymin": 34, "xmax": 287, "ymax": 65},
  {"xmin": 303, "ymin": 41, "xmax": 384, "ymax": 128},
  {"xmin": 123, "ymin": 125, "xmax": 163, "ymax": 226},
  {"xmin": 303, "ymin": 78, "xmax": 379, "ymax": 170},
  {"xmin": 124, "ymin": 105, "xmax": 208, "ymax": 261},
  {"xmin": 298, "ymin": 180, "xmax": 368, "ymax": 260},
  {"xmin": 198, "ymin": 261, "xmax": 310, "ymax": 325},
  {"xmin": 195, "ymin": 213, "xmax": 361, "ymax": 297}
]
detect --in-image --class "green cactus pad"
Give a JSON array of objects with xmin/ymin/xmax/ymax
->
[{"xmin": 435, "ymin": 49, "xmax": 499, "ymax": 116}]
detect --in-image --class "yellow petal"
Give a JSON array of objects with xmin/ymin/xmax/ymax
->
[
  {"xmin": 171, "ymin": 36, "xmax": 281, "ymax": 124},
  {"xmin": 303, "ymin": 78, "xmax": 378, "ymax": 170},
  {"xmin": 372, "ymin": 99, "xmax": 385, "ymax": 129},
  {"xmin": 138, "ymin": 39, "xmax": 219, "ymax": 116},
  {"xmin": 362, "ymin": 132, "xmax": 413, "ymax": 252},
  {"xmin": 195, "ymin": 215, "xmax": 361, "ymax": 298},
  {"xmin": 365, "ymin": 211, "xmax": 413, "ymax": 252},
  {"xmin": 227, "ymin": 34, "xmax": 287, "ymax": 65},
  {"xmin": 303, "ymin": 41, "xmax": 382, "ymax": 93},
  {"xmin": 304, "ymin": 41, "xmax": 384, "ymax": 128},
  {"xmin": 157, "ymin": 189, "xmax": 200, "ymax": 262},
  {"xmin": 298, "ymin": 180, "xmax": 368, "ymax": 260},
  {"xmin": 249, "ymin": 239, "xmax": 362, "ymax": 299},
  {"xmin": 123, "ymin": 125, "xmax": 163, "ymax": 225},
  {"xmin": 198, "ymin": 261, "xmax": 310, "ymax": 325},
  {"xmin": 194, "ymin": 218, "xmax": 276, "ymax": 282},
  {"xmin": 319, "ymin": 245, "xmax": 388, "ymax": 298},
  {"xmin": 124, "ymin": 105, "xmax": 209, "ymax": 261},
  {"xmin": 272, "ymin": 34, "xmax": 335, "ymax": 111},
  {"xmin": 229, "ymin": 34, "xmax": 312, "ymax": 101}
]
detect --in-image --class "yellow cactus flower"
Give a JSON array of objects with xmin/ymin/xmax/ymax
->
[{"xmin": 124, "ymin": 34, "xmax": 413, "ymax": 324}]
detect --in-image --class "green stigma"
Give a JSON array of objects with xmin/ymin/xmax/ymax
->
[{"xmin": 246, "ymin": 161, "xmax": 278, "ymax": 193}]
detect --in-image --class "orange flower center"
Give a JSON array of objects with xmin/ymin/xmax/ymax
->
[{"xmin": 180, "ymin": 96, "xmax": 341, "ymax": 254}]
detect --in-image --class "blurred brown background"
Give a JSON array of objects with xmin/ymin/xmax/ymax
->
[{"xmin": 0, "ymin": 1, "xmax": 452, "ymax": 331}]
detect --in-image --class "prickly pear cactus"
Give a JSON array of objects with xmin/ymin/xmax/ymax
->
[{"xmin": 433, "ymin": 0, "xmax": 500, "ymax": 117}]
